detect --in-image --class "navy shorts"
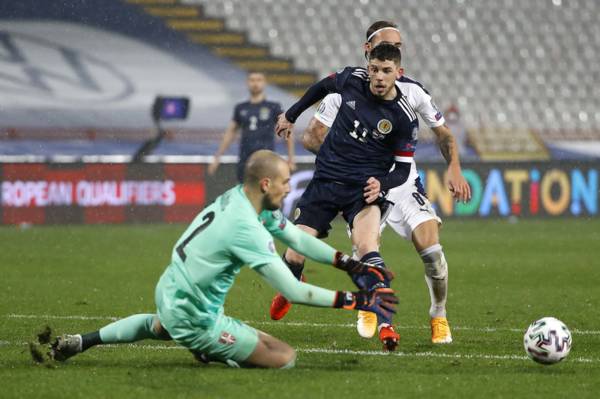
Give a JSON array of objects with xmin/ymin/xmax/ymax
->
[{"xmin": 294, "ymin": 179, "xmax": 383, "ymax": 238}]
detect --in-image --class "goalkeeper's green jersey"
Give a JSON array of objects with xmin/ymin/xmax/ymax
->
[{"xmin": 157, "ymin": 185, "xmax": 337, "ymax": 324}]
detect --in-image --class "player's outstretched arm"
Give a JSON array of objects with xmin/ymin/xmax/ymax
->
[
  {"xmin": 267, "ymin": 217, "xmax": 393, "ymax": 281},
  {"xmin": 302, "ymin": 117, "xmax": 329, "ymax": 154},
  {"xmin": 254, "ymin": 261, "xmax": 398, "ymax": 320},
  {"xmin": 276, "ymin": 75, "xmax": 337, "ymax": 138},
  {"xmin": 302, "ymin": 94, "xmax": 338, "ymax": 153},
  {"xmin": 431, "ymin": 124, "xmax": 472, "ymax": 203},
  {"xmin": 285, "ymin": 129, "xmax": 296, "ymax": 171}
]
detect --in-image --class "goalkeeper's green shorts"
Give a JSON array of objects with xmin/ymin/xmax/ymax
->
[{"xmin": 155, "ymin": 272, "xmax": 259, "ymax": 363}]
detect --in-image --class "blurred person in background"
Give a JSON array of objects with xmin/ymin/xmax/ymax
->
[{"xmin": 209, "ymin": 71, "xmax": 295, "ymax": 181}]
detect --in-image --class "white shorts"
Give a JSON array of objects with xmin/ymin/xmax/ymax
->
[{"xmin": 382, "ymin": 161, "xmax": 442, "ymax": 241}]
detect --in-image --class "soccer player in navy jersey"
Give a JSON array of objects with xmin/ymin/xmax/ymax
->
[
  {"xmin": 303, "ymin": 21, "xmax": 402, "ymax": 154},
  {"xmin": 271, "ymin": 44, "xmax": 424, "ymax": 351},
  {"xmin": 285, "ymin": 21, "xmax": 471, "ymax": 345},
  {"xmin": 209, "ymin": 71, "xmax": 296, "ymax": 182}
]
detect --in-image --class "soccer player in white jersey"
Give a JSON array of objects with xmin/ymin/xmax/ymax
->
[{"xmin": 278, "ymin": 21, "xmax": 471, "ymax": 344}]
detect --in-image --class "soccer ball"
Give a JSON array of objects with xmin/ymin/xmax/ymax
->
[{"xmin": 523, "ymin": 317, "xmax": 572, "ymax": 365}]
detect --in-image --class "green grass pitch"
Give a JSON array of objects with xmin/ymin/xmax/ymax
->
[{"xmin": 1, "ymin": 219, "xmax": 599, "ymax": 398}]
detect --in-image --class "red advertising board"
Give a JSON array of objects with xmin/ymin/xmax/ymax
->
[{"xmin": 0, "ymin": 163, "xmax": 205, "ymax": 225}]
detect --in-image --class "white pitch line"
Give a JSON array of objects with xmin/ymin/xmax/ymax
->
[
  {"xmin": 248, "ymin": 321, "xmax": 600, "ymax": 336},
  {"xmin": 5, "ymin": 313, "xmax": 600, "ymax": 336},
  {"xmin": 297, "ymin": 348, "xmax": 598, "ymax": 364},
  {"xmin": 5, "ymin": 314, "xmax": 120, "ymax": 321},
  {"xmin": 3, "ymin": 341, "xmax": 598, "ymax": 364}
]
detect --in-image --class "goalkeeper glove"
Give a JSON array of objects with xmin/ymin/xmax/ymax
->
[
  {"xmin": 333, "ymin": 288, "xmax": 398, "ymax": 321},
  {"xmin": 333, "ymin": 251, "xmax": 394, "ymax": 283}
]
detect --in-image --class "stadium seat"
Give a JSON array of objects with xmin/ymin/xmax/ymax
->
[{"xmin": 2, "ymin": 0, "xmax": 598, "ymax": 160}]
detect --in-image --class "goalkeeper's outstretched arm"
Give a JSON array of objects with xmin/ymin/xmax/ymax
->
[
  {"xmin": 254, "ymin": 260, "xmax": 397, "ymax": 319},
  {"xmin": 271, "ymin": 219, "xmax": 336, "ymax": 264},
  {"xmin": 268, "ymin": 218, "xmax": 393, "ymax": 280},
  {"xmin": 255, "ymin": 260, "xmax": 336, "ymax": 307}
]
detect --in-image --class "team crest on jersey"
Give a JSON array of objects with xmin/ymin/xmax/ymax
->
[
  {"xmin": 259, "ymin": 107, "xmax": 271, "ymax": 120},
  {"xmin": 271, "ymin": 210, "xmax": 287, "ymax": 229},
  {"xmin": 377, "ymin": 119, "xmax": 393, "ymax": 135},
  {"xmin": 219, "ymin": 331, "xmax": 236, "ymax": 345},
  {"xmin": 293, "ymin": 207, "xmax": 301, "ymax": 221}
]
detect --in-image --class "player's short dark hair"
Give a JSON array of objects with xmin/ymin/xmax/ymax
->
[
  {"xmin": 365, "ymin": 21, "xmax": 398, "ymax": 43},
  {"xmin": 369, "ymin": 43, "xmax": 402, "ymax": 65}
]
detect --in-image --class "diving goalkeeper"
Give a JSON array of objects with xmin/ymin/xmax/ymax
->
[{"xmin": 49, "ymin": 150, "xmax": 397, "ymax": 369}]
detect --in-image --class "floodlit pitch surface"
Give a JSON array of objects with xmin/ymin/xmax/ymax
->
[{"xmin": 1, "ymin": 219, "xmax": 599, "ymax": 398}]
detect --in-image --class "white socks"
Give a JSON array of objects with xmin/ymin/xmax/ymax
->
[{"xmin": 419, "ymin": 244, "xmax": 448, "ymax": 319}]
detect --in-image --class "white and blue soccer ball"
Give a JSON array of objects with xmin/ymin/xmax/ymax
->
[{"xmin": 523, "ymin": 317, "xmax": 572, "ymax": 365}]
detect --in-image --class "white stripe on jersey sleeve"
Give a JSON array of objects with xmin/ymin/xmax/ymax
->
[
  {"xmin": 313, "ymin": 93, "xmax": 342, "ymax": 128},
  {"xmin": 394, "ymin": 156, "xmax": 414, "ymax": 162},
  {"xmin": 397, "ymin": 96, "xmax": 417, "ymax": 121},
  {"xmin": 396, "ymin": 79, "xmax": 445, "ymax": 128}
]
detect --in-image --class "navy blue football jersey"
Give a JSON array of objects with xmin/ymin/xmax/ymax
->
[
  {"xmin": 233, "ymin": 100, "xmax": 282, "ymax": 161},
  {"xmin": 314, "ymin": 67, "xmax": 420, "ymax": 185}
]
